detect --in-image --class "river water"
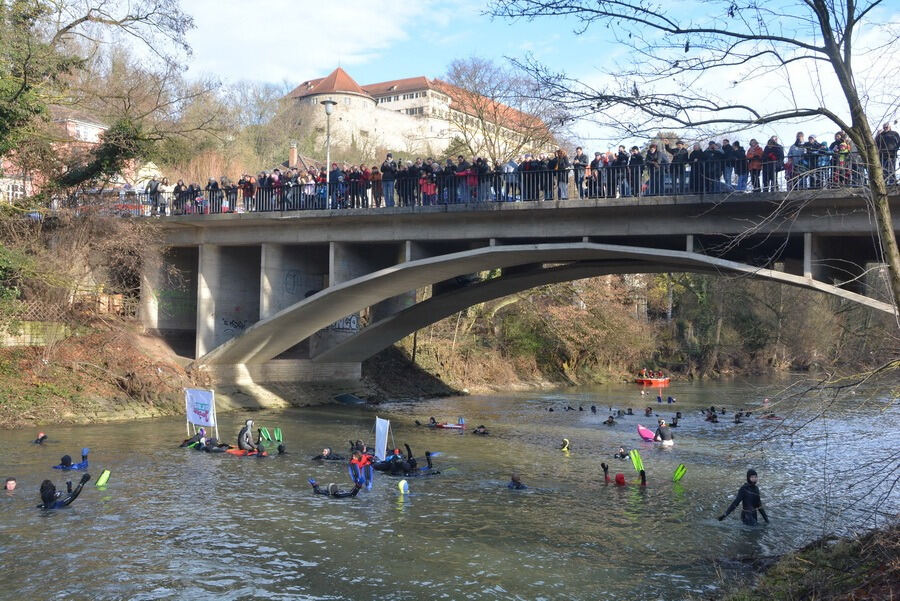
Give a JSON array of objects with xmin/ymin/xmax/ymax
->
[{"xmin": 1, "ymin": 378, "xmax": 896, "ymax": 600}]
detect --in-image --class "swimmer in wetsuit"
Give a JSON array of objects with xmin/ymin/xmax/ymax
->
[
  {"xmin": 237, "ymin": 419, "xmax": 257, "ymax": 451},
  {"xmin": 601, "ymin": 463, "xmax": 645, "ymax": 486},
  {"xmin": 196, "ymin": 435, "xmax": 231, "ymax": 452},
  {"xmin": 308, "ymin": 478, "xmax": 362, "ymax": 498},
  {"xmin": 654, "ymin": 420, "xmax": 674, "ymax": 445},
  {"xmin": 626, "ymin": 407, "xmax": 633, "ymax": 415},
  {"xmin": 38, "ymin": 473, "xmax": 91, "ymax": 509},
  {"xmin": 590, "ymin": 405, "xmax": 597, "ymax": 414},
  {"xmin": 54, "ymin": 449, "xmax": 89, "ymax": 470},
  {"xmin": 508, "ymin": 473, "xmax": 527, "ymax": 489},
  {"xmin": 33, "ymin": 432, "xmax": 47, "ymax": 445},
  {"xmin": 603, "ymin": 415, "xmax": 616, "ymax": 426},
  {"xmin": 472, "ymin": 425, "xmax": 490, "ymax": 435},
  {"xmin": 644, "ymin": 407, "xmax": 653, "ymax": 417},
  {"xmin": 180, "ymin": 428, "xmax": 206, "ymax": 447},
  {"xmin": 311, "ymin": 447, "xmax": 346, "ymax": 461},
  {"xmin": 718, "ymin": 469, "xmax": 769, "ymax": 525},
  {"xmin": 613, "ymin": 447, "xmax": 628, "ymax": 459}
]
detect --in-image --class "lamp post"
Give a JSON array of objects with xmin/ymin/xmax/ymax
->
[{"xmin": 321, "ymin": 99, "xmax": 337, "ymax": 200}]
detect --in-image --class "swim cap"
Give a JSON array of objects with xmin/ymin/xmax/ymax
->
[
  {"xmin": 40, "ymin": 480, "xmax": 56, "ymax": 506},
  {"xmin": 61, "ymin": 455, "xmax": 72, "ymax": 467},
  {"xmin": 328, "ymin": 483, "xmax": 338, "ymax": 496},
  {"xmin": 615, "ymin": 473, "xmax": 626, "ymax": 485},
  {"xmin": 398, "ymin": 480, "xmax": 409, "ymax": 493}
]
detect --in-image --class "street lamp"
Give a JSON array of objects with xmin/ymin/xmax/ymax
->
[{"xmin": 321, "ymin": 99, "xmax": 337, "ymax": 199}]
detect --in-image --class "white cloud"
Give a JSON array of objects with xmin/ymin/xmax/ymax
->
[{"xmin": 181, "ymin": 0, "xmax": 437, "ymax": 84}]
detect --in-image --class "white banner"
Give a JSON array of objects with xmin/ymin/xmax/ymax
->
[
  {"xmin": 185, "ymin": 388, "xmax": 216, "ymax": 427},
  {"xmin": 374, "ymin": 417, "xmax": 390, "ymax": 461}
]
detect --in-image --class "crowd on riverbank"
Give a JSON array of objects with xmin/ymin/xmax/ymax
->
[{"xmin": 95, "ymin": 124, "xmax": 900, "ymax": 216}]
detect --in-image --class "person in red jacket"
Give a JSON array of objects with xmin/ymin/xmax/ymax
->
[{"xmin": 602, "ymin": 462, "xmax": 646, "ymax": 486}]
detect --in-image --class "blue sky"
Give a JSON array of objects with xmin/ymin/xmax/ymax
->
[{"xmin": 182, "ymin": 0, "xmax": 599, "ymax": 86}]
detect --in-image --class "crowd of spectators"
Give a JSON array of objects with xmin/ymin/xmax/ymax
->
[{"xmin": 137, "ymin": 123, "xmax": 900, "ymax": 215}]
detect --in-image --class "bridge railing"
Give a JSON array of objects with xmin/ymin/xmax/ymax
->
[{"xmin": 74, "ymin": 154, "xmax": 878, "ymax": 216}]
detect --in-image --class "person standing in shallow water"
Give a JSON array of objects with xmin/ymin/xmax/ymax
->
[{"xmin": 718, "ymin": 469, "xmax": 769, "ymax": 525}]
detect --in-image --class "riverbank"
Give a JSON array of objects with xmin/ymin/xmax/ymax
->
[
  {"xmin": 714, "ymin": 523, "xmax": 899, "ymax": 601},
  {"xmin": 0, "ymin": 329, "xmax": 462, "ymax": 428}
]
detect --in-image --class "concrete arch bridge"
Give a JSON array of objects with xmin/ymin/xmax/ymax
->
[{"xmin": 141, "ymin": 190, "xmax": 899, "ymax": 385}]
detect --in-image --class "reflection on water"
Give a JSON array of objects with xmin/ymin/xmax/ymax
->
[{"xmin": 0, "ymin": 378, "xmax": 896, "ymax": 600}]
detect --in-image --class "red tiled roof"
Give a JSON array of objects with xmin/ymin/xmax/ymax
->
[
  {"xmin": 362, "ymin": 76, "xmax": 433, "ymax": 96},
  {"xmin": 289, "ymin": 67, "xmax": 370, "ymax": 98},
  {"xmin": 431, "ymin": 79, "xmax": 543, "ymax": 132}
]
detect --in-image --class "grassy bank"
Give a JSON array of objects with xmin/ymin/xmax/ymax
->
[{"xmin": 718, "ymin": 524, "xmax": 898, "ymax": 601}]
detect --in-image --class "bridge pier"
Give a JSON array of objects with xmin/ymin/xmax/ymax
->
[
  {"xmin": 140, "ymin": 247, "xmax": 198, "ymax": 356},
  {"xmin": 196, "ymin": 245, "xmax": 261, "ymax": 358}
]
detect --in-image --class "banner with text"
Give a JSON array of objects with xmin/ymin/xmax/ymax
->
[{"xmin": 185, "ymin": 388, "xmax": 216, "ymax": 427}]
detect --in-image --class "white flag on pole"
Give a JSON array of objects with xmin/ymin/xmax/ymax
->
[
  {"xmin": 374, "ymin": 417, "xmax": 390, "ymax": 461},
  {"xmin": 185, "ymin": 388, "xmax": 216, "ymax": 427}
]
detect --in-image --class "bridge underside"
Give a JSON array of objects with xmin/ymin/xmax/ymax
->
[{"xmin": 189, "ymin": 242, "xmax": 895, "ymax": 367}]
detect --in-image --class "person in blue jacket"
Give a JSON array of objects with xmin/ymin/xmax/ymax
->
[
  {"xmin": 54, "ymin": 448, "xmax": 89, "ymax": 470},
  {"xmin": 38, "ymin": 473, "xmax": 90, "ymax": 509}
]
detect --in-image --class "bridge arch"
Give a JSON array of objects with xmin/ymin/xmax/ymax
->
[{"xmin": 194, "ymin": 242, "xmax": 895, "ymax": 366}]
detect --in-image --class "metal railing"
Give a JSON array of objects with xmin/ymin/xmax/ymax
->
[{"xmin": 71, "ymin": 153, "xmax": 889, "ymax": 216}]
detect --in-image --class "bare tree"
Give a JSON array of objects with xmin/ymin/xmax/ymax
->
[
  {"xmin": 489, "ymin": 0, "xmax": 900, "ymax": 313},
  {"xmin": 438, "ymin": 57, "xmax": 568, "ymax": 164}
]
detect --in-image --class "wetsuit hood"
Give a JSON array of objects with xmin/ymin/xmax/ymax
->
[
  {"xmin": 746, "ymin": 469, "xmax": 758, "ymax": 484},
  {"xmin": 40, "ymin": 480, "xmax": 56, "ymax": 506},
  {"xmin": 60, "ymin": 455, "xmax": 72, "ymax": 467}
]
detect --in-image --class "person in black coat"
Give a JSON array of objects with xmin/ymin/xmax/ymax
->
[
  {"xmin": 627, "ymin": 146, "xmax": 644, "ymax": 197},
  {"xmin": 664, "ymin": 139, "xmax": 689, "ymax": 195},
  {"xmin": 588, "ymin": 152, "xmax": 604, "ymax": 198},
  {"xmin": 875, "ymin": 122, "xmax": 900, "ymax": 184},
  {"xmin": 721, "ymin": 139, "xmax": 735, "ymax": 190},
  {"xmin": 688, "ymin": 143, "xmax": 705, "ymax": 194},
  {"xmin": 572, "ymin": 147, "xmax": 589, "ymax": 198},
  {"xmin": 762, "ymin": 137, "xmax": 785, "ymax": 192},
  {"xmin": 645, "ymin": 143, "xmax": 661, "ymax": 196},
  {"xmin": 612, "ymin": 146, "xmax": 629, "ymax": 197},
  {"xmin": 702, "ymin": 142, "xmax": 724, "ymax": 193},
  {"xmin": 731, "ymin": 141, "xmax": 748, "ymax": 191}
]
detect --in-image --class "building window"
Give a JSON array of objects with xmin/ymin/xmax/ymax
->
[{"xmin": 393, "ymin": 95, "xmax": 399, "ymax": 101}]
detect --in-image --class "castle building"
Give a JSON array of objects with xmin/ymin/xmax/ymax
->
[{"xmin": 287, "ymin": 67, "xmax": 545, "ymax": 162}]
